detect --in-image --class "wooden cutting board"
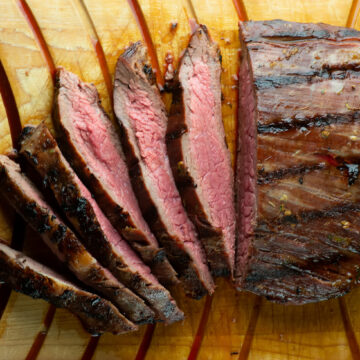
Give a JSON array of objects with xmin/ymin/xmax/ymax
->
[{"xmin": 1, "ymin": 0, "xmax": 360, "ymax": 359}]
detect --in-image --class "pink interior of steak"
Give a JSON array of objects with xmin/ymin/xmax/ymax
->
[
  {"xmin": 123, "ymin": 81, "xmax": 213, "ymax": 289},
  {"xmin": 235, "ymin": 41, "xmax": 258, "ymax": 282},
  {"xmin": 70, "ymin": 167, "xmax": 157, "ymax": 282},
  {"xmin": 57, "ymin": 69, "xmax": 157, "ymax": 246},
  {"xmin": 182, "ymin": 58, "xmax": 235, "ymax": 269}
]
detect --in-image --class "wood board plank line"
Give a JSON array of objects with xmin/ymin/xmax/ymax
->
[
  {"xmin": 237, "ymin": 296, "xmax": 262, "ymax": 360},
  {"xmin": 0, "ymin": 60, "xmax": 22, "ymax": 146},
  {"xmin": 134, "ymin": 324, "xmax": 156, "ymax": 360},
  {"xmin": 339, "ymin": 298, "xmax": 360, "ymax": 359},
  {"xmin": 71, "ymin": 0, "xmax": 113, "ymax": 103},
  {"xmin": 185, "ymin": 0, "xmax": 199, "ymax": 24},
  {"xmin": 232, "ymin": 0, "xmax": 248, "ymax": 22},
  {"xmin": 81, "ymin": 336, "xmax": 101, "ymax": 360},
  {"xmin": 347, "ymin": 0, "xmax": 360, "ymax": 27},
  {"xmin": 25, "ymin": 305, "xmax": 56, "ymax": 360},
  {"xmin": 187, "ymin": 295, "xmax": 213, "ymax": 360},
  {"xmin": 16, "ymin": 0, "xmax": 56, "ymax": 80},
  {"xmin": 127, "ymin": 0, "xmax": 164, "ymax": 87}
]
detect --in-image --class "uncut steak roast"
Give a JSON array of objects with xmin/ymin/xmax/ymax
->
[{"xmin": 235, "ymin": 20, "xmax": 360, "ymax": 303}]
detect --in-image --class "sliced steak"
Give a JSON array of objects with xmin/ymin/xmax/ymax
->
[
  {"xmin": 235, "ymin": 20, "xmax": 360, "ymax": 303},
  {"xmin": 0, "ymin": 154, "xmax": 154, "ymax": 324},
  {"xmin": 167, "ymin": 25, "xmax": 235, "ymax": 277},
  {"xmin": 0, "ymin": 242, "xmax": 136, "ymax": 335},
  {"xmin": 114, "ymin": 42, "xmax": 214, "ymax": 298},
  {"xmin": 19, "ymin": 124, "xmax": 183, "ymax": 323},
  {"xmin": 53, "ymin": 68, "xmax": 177, "ymax": 286}
]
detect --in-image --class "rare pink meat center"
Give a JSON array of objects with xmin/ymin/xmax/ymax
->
[
  {"xmin": 125, "ymin": 83, "xmax": 196, "ymax": 242},
  {"xmin": 67, "ymin": 87, "xmax": 153, "ymax": 242},
  {"xmin": 188, "ymin": 61, "xmax": 235, "ymax": 251}
]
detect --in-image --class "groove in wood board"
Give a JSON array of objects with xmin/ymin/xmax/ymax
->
[
  {"xmin": 185, "ymin": 0, "xmax": 199, "ymax": 24},
  {"xmin": 16, "ymin": 0, "xmax": 56, "ymax": 81},
  {"xmin": 347, "ymin": 0, "xmax": 360, "ymax": 27},
  {"xmin": 127, "ymin": 0, "xmax": 164, "ymax": 87},
  {"xmin": 187, "ymin": 295, "xmax": 213, "ymax": 360},
  {"xmin": 0, "ymin": 61, "xmax": 22, "ymax": 146},
  {"xmin": 135, "ymin": 324, "xmax": 156, "ymax": 360},
  {"xmin": 81, "ymin": 336, "xmax": 100, "ymax": 360},
  {"xmin": 71, "ymin": 0, "xmax": 113, "ymax": 102},
  {"xmin": 233, "ymin": 0, "xmax": 248, "ymax": 21},
  {"xmin": 338, "ymin": 298, "xmax": 360, "ymax": 359},
  {"xmin": 25, "ymin": 305, "xmax": 56, "ymax": 360},
  {"xmin": 238, "ymin": 297, "xmax": 262, "ymax": 360}
]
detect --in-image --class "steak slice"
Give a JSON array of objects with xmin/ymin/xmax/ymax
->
[
  {"xmin": 0, "ymin": 154, "xmax": 154, "ymax": 324},
  {"xmin": 19, "ymin": 124, "xmax": 183, "ymax": 323},
  {"xmin": 53, "ymin": 68, "xmax": 177, "ymax": 286},
  {"xmin": 114, "ymin": 42, "xmax": 215, "ymax": 298},
  {"xmin": 0, "ymin": 242, "xmax": 136, "ymax": 335},
  {"xmin": 167, "ymin": 25, "xmax": 235, "ymax": 277},
  {"xmin": 235, "ymin": 20, "xmax": 360, "ymax": 303}
]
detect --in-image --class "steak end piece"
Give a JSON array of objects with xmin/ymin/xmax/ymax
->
[
  {"xmin": 167, "ymin": 25, "xmax": 235, "ymax": 277},
  {"xmin": 0, "ymin": 242, "xmax": 137, "ymax": 335},
  {"xmin": 53, "ymin": 68, "xmax": 178, "ymax": 286},
  {"xmin": 18, "ymin": 124, "xmax": 183, "ymax": 324},
  {"xmin": 235, "ymin": 20, "xmax": 360, "ymax": 303},
  {"xmin": 0, "ymin": 152, "xmax": 154, "ymax": 324},
  {"xmin": 114, "ymin": 41, "xmax": 215, "ymax": 299}
]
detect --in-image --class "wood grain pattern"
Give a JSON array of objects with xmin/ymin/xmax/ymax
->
[{"xmin": 1, "ymin": 1, "xmax": 360, "ymax": 359}]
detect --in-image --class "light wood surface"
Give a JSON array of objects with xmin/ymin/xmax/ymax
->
[{"xmin": 0, "ymin": 1, "xmax": 360, "ymax": 359}]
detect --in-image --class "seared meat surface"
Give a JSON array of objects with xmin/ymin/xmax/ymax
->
[{"xmin": 235, "ymin": 20, "xmax": 360, "ymax": 303}]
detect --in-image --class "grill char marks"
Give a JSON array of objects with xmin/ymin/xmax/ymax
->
[
  {"xmin": 52, "ymin": 68, "xmax": 177, "ymax": 286},
  {"xmin": 236, "ymin": 20, "xmax": 360, "ymax": 303},
  {"xmin": 0, "ymin": 243, "xmax": 137, "ymax": 335},
  {"xmin": 18, "ymin": 123, "xmax": 183, "ymax": 324},
  {"xmin": 114, "ymin": 42, "xmax": 214, "ymax": 298},
  {"xmin": 167, "ymin": 25, "xmax": 235, "ymax": 277},
  {"xmin": 0, "ymin": 154, "xmax": 151, "ymax": 324}
]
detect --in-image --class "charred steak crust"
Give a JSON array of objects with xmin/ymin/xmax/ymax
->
[
  {"xmin": 19, "ymin": 124, "xmax": 183, "ymax": 324},
  {"xmin": 114, "ymin": 42, "xmax": 215, "ymax": 299},
  {"xmin": 0, "ymin": 243, "xmax": 137, "ymax": 335},
  {"xmin": 0, "ymin": 153, "xmax": 154, "ymax": 324},
  {"xmin": 235, "ymin": 20, "xmax": 360, "ymax": 303},
  {"xmin": 167, "ymin": 25, "xmax": 235, "ymax": 277},
  {"xmin": 52, "ymin": 69, "xmax": 178, "ymax": 286}
]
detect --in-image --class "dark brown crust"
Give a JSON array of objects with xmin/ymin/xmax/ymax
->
[
  {"xmin": 18, "ymin": 124, "xmax": 156, "ymax": 324},
  {"xmin": 52, "ymin": 70, "xmax": 178, "ymax": 286},
  {"xmin": 114, "ymin": 42, "xmax": 210, "ymax": 299},
  {"xmin": 0, "ymin": 244, "xmax": 137, "ymax": 335},
  {"xmin": 236, "ymin": 20, "xmax": 360, "ymax": 304},
  {"xmin": 166, "ymin": 25, "xmax": 232, "ymax": 277},
  {"xmin": 18, "ymin": 124, "xmax": 183, "ymax": 324},
  {"xmin": 0, "ymin": 153, "xmax": 154, "ymax": 324}
]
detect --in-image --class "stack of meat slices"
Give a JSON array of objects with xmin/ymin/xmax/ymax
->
[{"xmin": 0, "ymin": 25, "xmax": 234, "ymax": 334}]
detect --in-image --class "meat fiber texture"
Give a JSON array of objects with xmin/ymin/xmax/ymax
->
[
  {"xmin": 0, "ymin": 154, "xmax": 153, "ymax": 324},
  {"xmin": 114, "ymin": 42, "xmax": 214, "ymax": 299},
  {"xmin": 235, "ymin": 20, "xmax": 360, "ymax": 303},
  {"xmin": 0, "ymin": 242, "xmax": 136, "ymax": 335},
  {"xmin": 167, "ymin": 25, "xmax": 235, "ymax": 277},
  {"xmin": 53, "ymin": 68, "xmax": 178, "ymax": 287},
  {"xmin": 19, "ymin": 123, "xmax": 183, "ymax": 324}
]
